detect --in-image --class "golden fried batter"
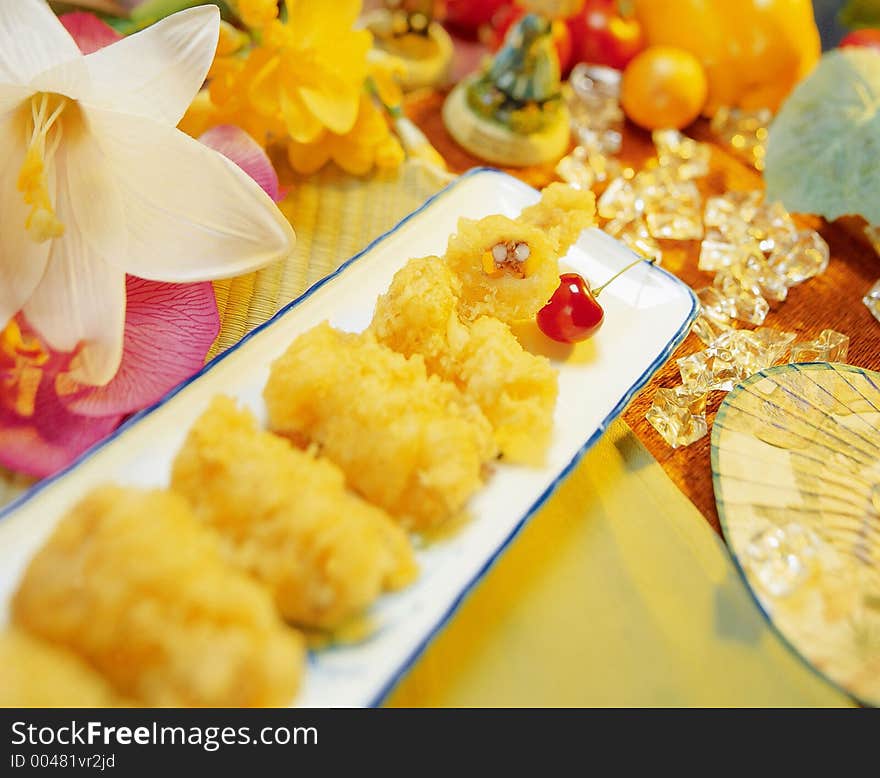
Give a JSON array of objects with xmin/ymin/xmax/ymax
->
[
  {"xmin": 370, "ymin": 256, "xmax": 466, "ymax": 377},
  {"xmin": 12, "ymin": 487, "xmax": 304, "ymax": 708},
  {"xmin": 0, "ymin": 630, "xmax": 124, "ymax": 708},
  {"xmin": 452, "ymin": 316, "xmax": 557, "ymax": 464},
  {"xmin": 519, "ymin": 182, "xmax": 596, "ymax": 256},
  {"xmin": 264, "ymin": 323, "xmax": 496, "ymax": 530},
  {"xmin": 172, "ymin": 397, "xmax": 417, "ymax": 630},
  {"xmin": 371, "ymin": 257, "xmax": 558, "ymax": 463},
  {"xmin": 445, "ymin": 214, "xmax": 558, "ymax": 325}
]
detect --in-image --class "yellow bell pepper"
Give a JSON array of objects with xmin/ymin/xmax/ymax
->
[{"xmin": 633, "ymin": 0, "xmax": 821, "ymax": 114}]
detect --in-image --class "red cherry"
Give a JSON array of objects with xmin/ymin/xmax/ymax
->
[
  {"xmin": 537, "ymin": 273, "xmax": 604, "ymax": 343},
  {"xmin": 840, "ymin": 28, "xmax": 880, "ymax": 53},
  {"xmin": 536, "ymin": 256, "xmax": 655, "ymax": 343}
]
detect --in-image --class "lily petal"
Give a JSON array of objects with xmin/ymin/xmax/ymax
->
[
  {"xmin": 0, "ymin": 377, "xmax": 121, "ymax": 478},
  {"xmin": 77, "ymin": 105, "xmax": 295, "ymax": 282},
  {"xmin": 22, "ymin": 150, "xmax": 127, "ymax": 387},
  {"xmin": 60, "ymin": 11, "xmax": 123, "ymax": 55},
  {"xmin": 0, "ymin": 0, "xmax": 82, "ymax": 84},
  {"xmin": 199, "ymin": 125, "xmax": 281, "ymax": 202},
  {"xmin": 57, "ymin": 277, "xmax": 219, "ymax": 417},
  {"xmin": 0, "ymin": 111, "xmax": 52, "ymax": 330},
  {"xmin": 83, "ymin": 5, "xmax": 219, "ymax": 125}
]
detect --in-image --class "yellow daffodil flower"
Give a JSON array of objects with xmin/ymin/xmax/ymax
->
[
  {"xmin": 232, "ymin": 0, "xmax": 279, "ymax": 30},
  {"xmin": 212, "ymin": 0, "xmax": 372, "ymax": 145},
  {"xmin": 0, "ymin": 1, "xmax": 295, "ymax": 387},
  {"xmin": 287, "ymin": 93, "xmax": 404, "ymax": 177}
]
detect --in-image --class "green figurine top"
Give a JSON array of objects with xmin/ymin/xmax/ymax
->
[{"xmin": 466, "ymin": 13, "xmax": 564, "ymax": 135}]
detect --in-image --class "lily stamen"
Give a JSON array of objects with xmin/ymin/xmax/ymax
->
[{"xmin": 17, "ymin": 92, "xmax": 68, "ymax": 244}]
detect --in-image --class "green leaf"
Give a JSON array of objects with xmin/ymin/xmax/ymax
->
[
  {"xmin": 126, "ymin": 0, "xmax": 233, "ymax": 28},
  {"xmin": 840, "ymin": 0, "xmax": 880, "ymax": 30},
  {"xmin": 765, "ymin": 49, "xmax": 880, "ymax": 225}
]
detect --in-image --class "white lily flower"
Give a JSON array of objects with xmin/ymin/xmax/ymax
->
[{"xmin": 0, "ymin": 0, "xmax": 295, "ymax": 386}]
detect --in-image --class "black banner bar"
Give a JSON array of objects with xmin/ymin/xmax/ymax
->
[{"xmin": 0, "ymin": 708, "xmax": 873, "ymax": 773}]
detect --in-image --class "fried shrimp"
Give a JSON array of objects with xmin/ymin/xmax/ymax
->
[
  {"xmin": 172, "ymin": 397, "xmax": 417, "ymax": 629},
  {"xmin": 0, "ymin": 630, "xmax": 124, "ymax": 708},
  {"xmin": 12, "ymin": 486, "xmax": 305, "ymax": 707},
  {"xmin": 519, "ymin": 182, "xmax": 596, "ymax": 255},
  {"xmin": 264, "ymin": 323, "xmax": 496, "ymax": 530},
  {"xmin": 371, "ymin": 257, "xmax": 558, "ymax": 463}
]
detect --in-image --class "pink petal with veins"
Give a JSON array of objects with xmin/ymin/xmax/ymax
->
[
  {"xmin": 57, "ymin": 277, "xmax": 219, "ymax": 417},
  {"xmin": 200, "ymin": 125, "xmax": 283, "ymax": 202},
  {"xmin": 60, "ymin": 11, "xmax": 123, "ymax": 55},
  {"xmin": 0, "ymin": 378, "xmax": 122, "ymax": 479}
]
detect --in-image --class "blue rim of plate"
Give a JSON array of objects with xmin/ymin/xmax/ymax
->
[
  {"xmin": 712, "ymin": 362, "xmax": 873, "ymax": 708},
  {"xmin": 0, "ymin": 166, "xmax": 699, "ymax": 707}
]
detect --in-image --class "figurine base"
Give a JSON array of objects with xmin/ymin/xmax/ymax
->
[
  {"xmin": 366, "ymin": 13, "xmax": 454, "ymax": 91},
  {"xmin": 442, "ymin": 79, "xmax": 571, "ymax": 168}
]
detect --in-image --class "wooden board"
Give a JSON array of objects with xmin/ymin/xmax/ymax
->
[{"xmin": 406, "ymin": 89, "xmax": 880, "ymax": 533}]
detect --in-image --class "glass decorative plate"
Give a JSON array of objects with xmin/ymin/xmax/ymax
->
[
  {"xmin": 0, "ymin": 168, "xmax": 697, "ymax": 707},
  {"xmin": 713, "ymin": 363, "xmax": 880, "ymax": 706}
]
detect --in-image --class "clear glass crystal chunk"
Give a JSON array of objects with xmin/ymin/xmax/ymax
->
[
  {"xmin": 863, "ymin": 279, "xmax": 880, "ymax": 323},
  {"xmin": 652, "ymin": 128, "xmax": 710, "ymax": 181},
  {"xmin": 713, "ymin": 272, "xmax": 770, "ymax": 325},
  {"xmin": 710, "ymin": 107, "xmax": 772, "ymax": 171},
  {"xmin": 768, "ymin": 230, "xmax": 830, "ymax": 286},
  {"xmin": 645, "ymin": 386, "xmax": 709, "ymax": 448},
  {"xmin": 789, "ymin": 329, "xmax": 850, "ymax": 364}
]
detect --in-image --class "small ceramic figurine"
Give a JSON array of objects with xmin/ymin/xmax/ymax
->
[
  {"xmin": 364, "ymin": 0, "xmax": 454, "ymax": 91},
  {"xmin": 443, "ymin": 12, "xmax": 570, "ymax": 167}
]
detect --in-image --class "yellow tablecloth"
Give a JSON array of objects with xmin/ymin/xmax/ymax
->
[{"xmin": 389, "ymin": 421, "xmax": 850, "ymax": 707}]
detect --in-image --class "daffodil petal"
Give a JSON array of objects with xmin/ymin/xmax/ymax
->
[
  {"xmin": 199, "ymin": 125, "xmax": 281, "ymax": 202},
  {"xmin": 83, "ymin": 5, "xmax": 220, "ymax": 125},
  {"xmin": 286, "ymin": 0, "xmax": 362, "ymax": 37},
  {"xmin": 280, "ymin": 87, "xmax": 325, "ymax": 144},
  {"xmin": 0, "ymin": 111, "xmax": 51, "ymax": 330},
  {"xmin": 287, "ymin": 138, "xmax": 331, "ymax": 176},
  {"xmin": 0, "ymin": 0, "xmax": 81, "ymax": 84},
  {"xmin": 299, "ymin": 83, "xmax": 362, "ymax": 136},
  {"xmin": 79, "ymin": 106, "xmax": 295, "ymax": 282},
  {"xmin": 22, "ymin": 151, "xmax": 127, "ymax": 387}
]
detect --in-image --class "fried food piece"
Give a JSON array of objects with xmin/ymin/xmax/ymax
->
[
  {"xmin": 0, "ymin": 630, "xmax": 124, "ymax": 708},
  {"xmin": 264, "ymin": 323, "xmax": 496, "ymax": 531},
  {"xmin": 444, "ymin": 214, "xmax": 558, "ymax": 325},
  {"xmin": 370, "ymin": 256, "xmax": 466, "ymax": 377},
  {"xmin": 519, "ymin": 182, "xmax": 596, "ymax": 255},
  {"xmin": 172, "ymin": 397, "xmax": 417, "ymax": 630},
  {"xmin": 12, "ymin": 487, "xmax": 305, "ymax": 708},
  {"xmin": 371, "ymin": 257, "xmax": 558, "ymax": 464},
  {"xmin": 453, "ymin": 316, "xmax": 558, "ymax": 464}
]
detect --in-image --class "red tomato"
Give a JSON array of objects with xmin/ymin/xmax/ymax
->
[
  {"xmin": 537, "ymin": 273, "xmax": 604, "ymax": 343},
  {"xmin": 487, "ymin": 6, "xmax": 574, "ymax": 74},
  {"xmin": 840, "ymin": 28, "xmax": 880, "ymax": 53},
  {"xmin": 568, "ymin": 0, "xmax": 645, "ymax": 71},
  {"xmin": 443, "ymin": 0, "xmax": 509, "ymax": 36}
]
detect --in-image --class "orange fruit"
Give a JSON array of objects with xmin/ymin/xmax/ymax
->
[{"xmin": 620, "ymin": 46, "xmax": 708, "ymax": 130}]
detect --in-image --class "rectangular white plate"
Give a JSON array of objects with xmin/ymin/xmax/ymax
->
[{"xmin": 0, "ymin": 169, "xmax": 697, "ymax": 707}]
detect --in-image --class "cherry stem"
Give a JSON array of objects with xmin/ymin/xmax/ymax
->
[{"xmin": 591, "ymin": 256, "xmax": 657, "ymax": 298}]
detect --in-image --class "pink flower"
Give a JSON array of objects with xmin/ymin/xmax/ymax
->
[{"xmin": 0, "ymin": 13, "xmax": 284, "ymax": 478}]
